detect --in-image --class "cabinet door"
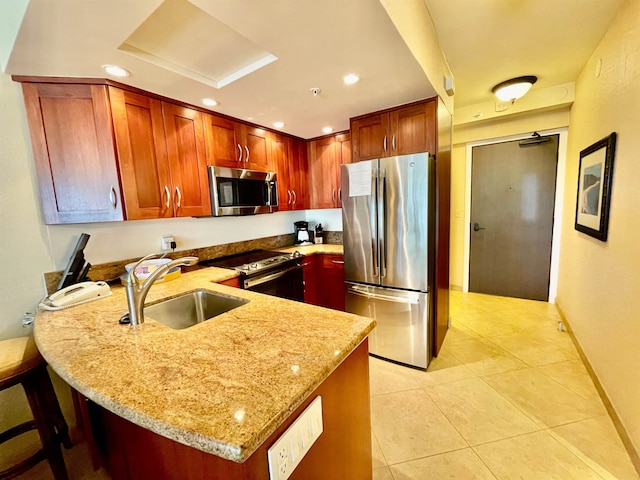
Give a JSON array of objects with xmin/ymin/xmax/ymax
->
[
  {"xmin": 109, "ymin": 87, "xmax": 172, "ymax": 219},
  {"xmin": 350, "ymin": 113, "xmax": 389, "ymax": 162},
  {"xmin": 269, "ymin": 132, "xmax": 291, "ymax": 210},
  {"xmin": 319, "ymin": 255, "xmax": 345, "ymax": 311},
  {"xmin": 308, "ymin": 137, "xmax": 339, "ymax": 209},
  {"xmin": 162, "ymin": 103, "xmax": 211, "ymax": 217},
  {"xmin": 389, "ymin": 100, "xmax": 437, "ymax": 156},
  {"xmin": 22, "ymin": 83, "xmax": 123, "ymax": 224},
  {"xmin": 242, "ymin": 126, "xmax": 271, "ymax": 172},
  {"xmin": 288, "ymin": 137, "xmax": 309, "ymax": 210},
  {"xmin": 334, "ymin": 133, "xmax": 351, "ymax": 207},
  {"xmin": 302, "ymin": 255, "xmax": 318, "ymax": 305},
  {"xmin": 203, "ymin": 114, "xmax": 241, "ymax": 168}
]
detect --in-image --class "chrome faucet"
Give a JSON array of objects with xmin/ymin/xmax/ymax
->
[{"xmin": 125, "ymin": 253, "xmax": 199, "ymax": 326}]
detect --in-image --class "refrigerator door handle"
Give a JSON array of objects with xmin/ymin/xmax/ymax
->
[
  {"xmin": 371, "ymin": 166, "xmax": 379, "ymax": 277},
  {"xmin": 347, "ymin": 285, "xmax": 420, "ymax": 305},
  {"xmin": 379, "ymin": 168, "xmax": 387, "ymax": 278}
]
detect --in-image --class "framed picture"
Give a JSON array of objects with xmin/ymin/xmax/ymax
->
[{"xmin": 574, "ymin": 132, "xmax": 617, "ymax": 241}]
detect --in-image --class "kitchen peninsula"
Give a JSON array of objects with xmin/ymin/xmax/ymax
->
[{"xmin": 34, "ymin": 266, "xmax": 375, "ymax": 479}]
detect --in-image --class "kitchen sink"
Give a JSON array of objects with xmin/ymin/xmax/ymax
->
[{"xmin": 144, "ymin": 289, "xmax": 248, "ymax": 330}]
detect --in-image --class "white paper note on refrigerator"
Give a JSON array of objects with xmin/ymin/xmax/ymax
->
[{"xmin": 348, "ymin": 161, "xmax": 372, "ymax": 197}]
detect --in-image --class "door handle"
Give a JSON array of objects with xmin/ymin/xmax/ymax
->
[{"xmin": 473, "ymin": 222, "xmax": 485, "ymax": 232}]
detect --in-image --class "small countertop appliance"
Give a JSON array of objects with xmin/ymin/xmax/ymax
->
[{"xmin": 294, "ymin": 221, "xmax": 313, "ymax": 246}]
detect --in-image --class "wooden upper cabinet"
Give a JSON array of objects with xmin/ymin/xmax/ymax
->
[
  {"xmin": 203, "ymin": 114, "xmax": 241, "ymax": 168},
  {"xmin": 109, "ymin": 87, "xmax": 171, "ymax": 220},
  {"xmin": 162, "ymin": 103, "xmax": 211, "ymax": 217},
  {"xmin": 109, "ymin": 87, "xmax": 211, "ymax": 219},
  {"xmin": 21, "ymin": 83, "xmax": 124, "ymax": 224},
  {"xmin": 350, "ymin": 99, "xmax": 436, "ymax": 162},
  {"xmin": 308, "ymin": 132, "xmax": 349, "ymax": 209},
  {"xmin": 269, "ymin": 132, "xmax": 291, "ymax": 211},
  {"xmin": 241, "ymin": 125, "xmax": 271, "ymax": 171},
  {"xmin": 288, "ymin": 137, "xmax": 309, "ymax": 210}
]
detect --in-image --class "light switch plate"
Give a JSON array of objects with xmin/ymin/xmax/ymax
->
[{"xmin": 267, "ymin": 396, "xmax": 323, "ymax": 480}]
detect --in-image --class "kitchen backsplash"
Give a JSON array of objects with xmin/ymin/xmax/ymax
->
[{"xmin": 43, "ymin": 232, "xmax": 342, "ymax": 294}]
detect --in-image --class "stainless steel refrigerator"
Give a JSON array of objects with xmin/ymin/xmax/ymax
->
[{"xmin": 341, "ymin": 153, "xmax": 435, "ymax": 369}]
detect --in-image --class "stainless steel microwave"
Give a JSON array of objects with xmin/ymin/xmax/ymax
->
[{"xmin": 208, "ymin": 166, "xmax": 278, "ymax": 216}]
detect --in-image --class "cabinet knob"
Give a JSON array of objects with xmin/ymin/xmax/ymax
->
[
  {"xmin": 164, "ymin": 186, "xmax": 171, "ymax": 209},
  {"xmin": 109, "ymin": 186, "xmax": 117, "ymax": 209}
]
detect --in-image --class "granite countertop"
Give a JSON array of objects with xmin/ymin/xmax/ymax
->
[
  {"xmin": 277, "ymin": 244, "xmax": 344, "ymax": 255},
  {"xmin": 33, "ymin": 265, "xmax": 373, "ymax": 463}
]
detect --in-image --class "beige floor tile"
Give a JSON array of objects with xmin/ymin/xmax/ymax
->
[
  {"xmin": 483, "ymin": 367, "xmax": 606, "ymax": 428},
  {"xmin": 425, "ymin": 378, "xmax": 540, "ymax": 445},
  {"xmin": 371, "ymin": 430, "xmax": 387, "ymax": 469},
  {"xmin": 369, "ymin": 356, "xmax": 421, "ymax": 396},
  {"xmin": 370, "ymin": 388, "xmax": 467, "ymax": 464},
  {"xmin": 410, "ymin": 353, "xmax": 477, "ymax": 386},
  {"xmin": 456, "ymin": 312, "xmax": 528, "ymax": 337},
  {"xmin": 389, "ymin": 448, "xmax": 498, "ymax": 480},
  {"xmin": 444, "ymin": 320, "xmax": 483, "ymax": 344},
  {"xmin": 487, "ymin": 331, "xmax": 579, "ymax": 366},
  {"xmin": 474, "ymin": 430, "xmax": 603, "ymax": 479},
  {"xmin": 373, "ymin": 466, "xmax": 395, "ymax": 480},
  {"xmin": 448, "ymin": 338, "xmax": 529, "ymax": 376},
  {"xmin": 550, "ymin": 415, "xmax": 640, "ymax": 480},
  {"xmin": 537, "ymin": 360, "xmax": 601, "ymax": 401}
]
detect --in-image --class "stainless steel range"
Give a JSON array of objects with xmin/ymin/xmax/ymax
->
[{"xmin": 201, "ymin": 250, "xmax": 304, "ymax": 302}]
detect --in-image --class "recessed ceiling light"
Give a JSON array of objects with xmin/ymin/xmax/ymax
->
[
  {"xmin": 322, "ymin": 127, "xmax": 333, "ymax": 134},
  {"xmin": 102, "ymin": 64, "xmax": 130, "ymax": 78},
  {"xmin": 273, "ymin": 121, "xmax": 285, "ymax": 129},
  {"xmin": 343, "ymin": 74, "xmax": 360, "ymax": 85},
  {"xmin": 202, "ymin": 98, "xmax": 218, "ymax": 107}
]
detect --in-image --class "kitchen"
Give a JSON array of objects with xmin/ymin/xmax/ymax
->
[{"xmin": 1, "ymin": 0, "xmax": 640, "ymax": 479}]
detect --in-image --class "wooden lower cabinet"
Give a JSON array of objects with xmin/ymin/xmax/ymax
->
[
  {"xmin": 217, "ymin": 276, "xmax": 241, "ymax": 288},
  {"xmin": 302, "ymin": 255, "xmax": 318, "ymax": 305},
  {"xmin": 82, "ymin": 340, "xmax": 371, "ymax": 480},
  {"xmin": 318, "ymin": 254, "xmax": 346, "ymax": 311}
]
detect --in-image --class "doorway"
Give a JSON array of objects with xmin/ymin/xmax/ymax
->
[{"xmin": 468, "ymin": 134, "xmax": 559, "ymax": 301}]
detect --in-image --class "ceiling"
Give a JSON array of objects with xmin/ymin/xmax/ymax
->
[{"xmin": 2, "ymin": 0, "xmax": 625, "ymax": 138}]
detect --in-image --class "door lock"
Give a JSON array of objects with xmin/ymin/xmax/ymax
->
[{"xmin": 473, "ymin": 222, "xmax": 485, "ymax": 232}]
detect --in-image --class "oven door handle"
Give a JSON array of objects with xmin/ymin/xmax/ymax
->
[{"xmin": 244, "ymin": 265, "xmax": 301, "ymax": 289}]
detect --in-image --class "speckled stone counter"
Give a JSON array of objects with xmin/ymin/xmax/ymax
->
[
  {"xmin": 277, "ymin": 244, "xmax": 344, "ymax": 256},
  {"xmin": 33, "ymin": 266, "xmax": 374, "ymax": 463}
]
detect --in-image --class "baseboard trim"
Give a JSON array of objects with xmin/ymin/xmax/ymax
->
[{"xmin": 555, "ymin": 301, "xmax": 640, "ymax": 475}]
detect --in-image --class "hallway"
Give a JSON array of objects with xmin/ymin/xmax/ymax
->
[{"xmin": 370, "ymin": 291, "xmax": 639, "ymax": 479}]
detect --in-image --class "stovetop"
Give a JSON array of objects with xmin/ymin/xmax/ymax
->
[{"xmin": 201, "ymin": 249, "xmax": 302, "ymax": 276}]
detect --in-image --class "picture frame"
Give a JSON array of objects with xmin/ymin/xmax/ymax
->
[{"xmin": 574, "ymin": 132, "xmax": 617, "ymax": 241}]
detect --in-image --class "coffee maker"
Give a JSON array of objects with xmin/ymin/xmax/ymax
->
[{"xmin": 294, "ymin": 221, "xmax": 314, "ymax": 246}]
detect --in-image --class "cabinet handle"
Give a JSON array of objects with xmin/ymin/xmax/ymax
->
[
  {"xmin": 287, "ymin": 189, "xmax": 292, "ymax": 205},
  {"xmin": 292, "ymin": 190, "xmax": 297, "ymax": 205},
  {"xmin": 237, "ymin": 144, "xmax": 243, "ymax": 163},
  {"xmin": 244, "ymin": 145, "xmax": 250, "ymax": 163},
  {"xmin": 164, "ymin": 186, "xmax": 171, "ymax": 209},
  {"xmin": 392, "ymin": 135, "xmax": 396, "ymax": 151},
  {"xmin": 332, "ymin": 188, "xmax": 336, "ymax": 203},
  {"xmin": 175, "ymin": 186, "xmax": 182, "ymax": 208},
  {"xmin": 109, "ymin": 186, "xmax": 117, "ymax": 209},
  {"xmin": 383, "ymin": 135, "xmax": 387, "ymax": 152},
  {"xmin": 332, "ymin": 260, "xmax": 345, "ymax": 265},
  {"xmin": 338, "ymin": 188, "xmax": 341, "ymax": 202}
]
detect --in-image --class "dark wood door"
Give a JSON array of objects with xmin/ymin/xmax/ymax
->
[
  {"xmin": 22, "ymin": 83, "xmax": 124, "ymax": 224},
  {"xmin": 288, "ymin": 137, "xmax": 309, "ymax": 210},
  {"xmin": 109, "ymin": 87, "xmax": 172, "ymax": 220},
  {"xmin": 350, "ymin": 113, "xmax": 388, "ymax": 162},
  {"xmin": 162, "ymin": 103, "xmax": 211, "ymax": 217},
  {"xmin": 390, "ymin": 100, "xmax": 436, "ymax": 156},
  {"xmin": 308, "ymin": 137, "xmax": 339, "ymax": 209},
  {"xmin": 470, "ymin": 136, "xmax": 559, "ymax": 301},
  {"xmin": 203, "ymin": 114, "xmax": 241, "ymax": 168}
]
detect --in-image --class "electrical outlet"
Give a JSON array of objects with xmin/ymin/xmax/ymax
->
[
  {"xmin": 160, "ymin": 235, "xmax": 174, "ymax": 252},
  {"xmin": 267, "ymin": 397, "xmax": 323, "ymax": 480}
]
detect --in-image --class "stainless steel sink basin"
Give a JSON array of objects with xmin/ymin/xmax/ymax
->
[{"xmin": 144, "ymin": 289, "xmax": 248, "ymax": 330}]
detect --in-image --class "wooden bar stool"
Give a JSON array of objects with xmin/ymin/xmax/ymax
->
[{"xmin": 0, "ymin": 336, "xmax": 71, "ymax": 480}]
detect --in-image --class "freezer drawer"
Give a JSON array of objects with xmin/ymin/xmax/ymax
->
[{"xmin": 346, "ymin": 282, "xmax": 430, "ymax": 369}]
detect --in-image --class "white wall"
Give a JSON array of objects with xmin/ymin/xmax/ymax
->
[{"xmin": 556, "ymin": 0, "xmax": 640, "ymax": 454}]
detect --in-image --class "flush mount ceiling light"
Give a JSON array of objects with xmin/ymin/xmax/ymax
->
[
  {"xmin": 273, "ymin": 121, "xmax": 285, "ymax": 129},
  {"xmin": 102, "ymin": 64, "xmax": 130, "ymax": 78},
  {"xmin": 491, "ymin": 76, "xmax": 537, "ymax": 102},
  {"xmin": 322, "ymin": 127, "xmax": 333, "ymax": 134},
  {"xmin": 343, "ymin": 73, "xmax": 360, "ymax": 85},
  {"xmin": 202, "ymin": 98, "xmax": 218, "ymax": 107}
]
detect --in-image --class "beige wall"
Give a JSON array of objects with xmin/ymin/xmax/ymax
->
[
  {"xmin": 450, "ymin": 108, "xmax": 571, "ymax": 288},
  {"xmin": 556, "ymin": 0, "xmax": 640, "ymax": 453}
]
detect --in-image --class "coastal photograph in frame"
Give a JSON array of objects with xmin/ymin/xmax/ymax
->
[{"xmin": 575, "ymin": 132, "xmax": 617, "ymax": 241}]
